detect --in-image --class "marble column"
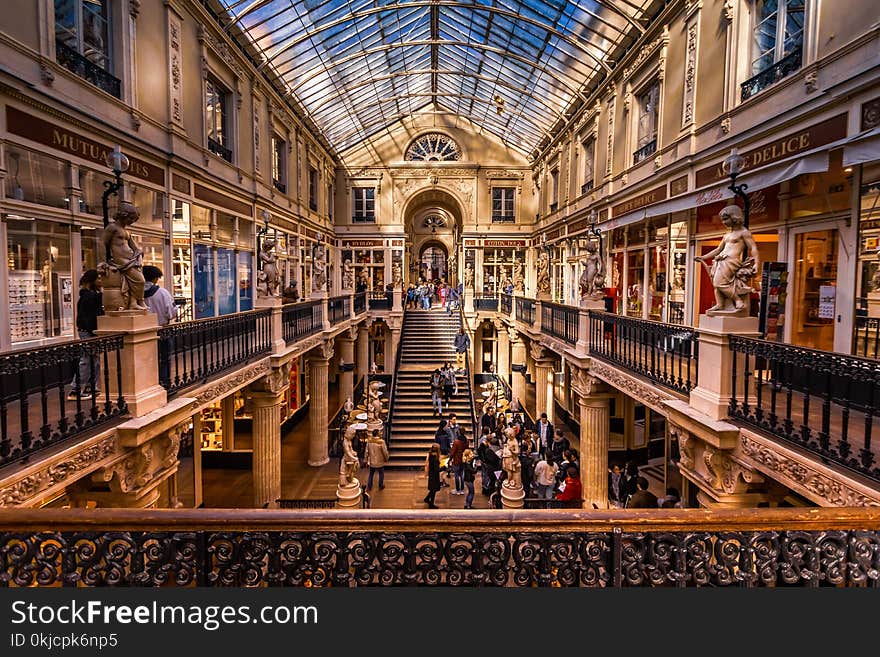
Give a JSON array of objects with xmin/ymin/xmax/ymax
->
[
  {"xmin": 578, "ymin": 390, "xmax": 610, "ymax": 509},
  {"xmin": 388, "ymin": 326, "xmax": 401, "ymax": 370},
  {"xmin": 531, "ymin": 343, "xmax": 555, "ymax": 423},
  {"xmin": 221, "ymin": 394, "xmax": 236, "ymax": 452},
  {"xmin": 510, "ymin": 332, "xmax": 527, "ymax": 410},
  {"xmin": 494, "ymin": 319, "xmax": 510, "ymax": 388},
  {"xmin": 251, "ymin": 387, "xmax": 284, "ymax": 507},
  {"xmin": 337, "ymin": 328, "xmax": 356, "ymax": 405},
  {"xmin": 308, "ymin": 341, "xmax": 334, "ymax": 466},
  {"xmin": 357, "ymin": 323, "xmax": 370, "ymax": 386}
]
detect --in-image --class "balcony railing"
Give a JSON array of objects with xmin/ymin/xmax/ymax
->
[
  {"xmin": 207, "ymin": 136, "xmax": 232, "ymax": 162},
  {"xmin": 854, "ymin": 316, "xmax": 880, "ymax": 360},
  {"xmin": 491, "ymin": 215, "xmax": 516, "ymax": 223},
  {"xmin": 516, "ymin": 297, "xmax": 536, "ymax": 326},
  {"xmin": 352, "ymin": 214, "xmax": 375, "ymax": 224},
  {"xmin": 541, "ymin": 302, "xmax": 579, "ymax": 345},
  {"xmin": 159, "ymin": 309, "xmax": 272, "ymax": 396},
  {"xmin": 0, "ymin": 334, "xmax": 126, "ymax": 468},
  {"xmin": 474, "ymin": 294, "xmax": 500, "ymax": 312},
  {"xmin": 501, "ymin": 293, "xmax": 513, "ymax": 315},
  {"xmin": 728, "ymin": 336, "xmax": 880, "ymax": 483},
  {"xmin": 272, "ymin": 179, "xmax": 286, "ymax": 194},
  {"xmin": 2, "ymin": 507, "xmax": 880, "ymax": 587},
  {"xmin": 633, "ymin": 138, "xmax": 657, "ymax": 164},
  {"xmin": 741, "ymin": 49, "xmax": 802, "ymax": 101},
  {"xmin": 282, "ymin": 300, "xmax": 323, "ymax": 345},
  {"xmin": 354, "ymin": 292, "xmax": 367, "ymax": 315},
  {"xmin": 309, "ymin": 199, "xmax": 318, "ymax": 212},
  {"xmin": 328, "ymin": 295, "xmax": 351, "ymax": 325},
  {"xmin": 581, "ymin": 179, "xmax": 594, "ymax": 195},
  {"xmin": 55, "ymin": 39, "xmax": 121, "ymax": 99},
  {"xmin": 588, "ymin": 311, "xmax": 698, "ymax": 394},
  {"xmin": 368, "ymin": 292, "xmax": 391, "ymax": 311}
]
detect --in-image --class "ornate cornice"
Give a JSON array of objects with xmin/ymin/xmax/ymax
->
[
  {"xmin": 200, "ymin": 27, "xmax": 245, "ymax": 80},
  {"xmin": 739, "ymin": 433, "xmax": 880, "ymax": 507},
  {"xmin": 587, "ymin": 359, "xmax": 674, "ymax": 414},
  {"xmin": 621, "ymin": 27, "xmax": 669, "ymax": 82},
  {"xmin": 191, "ymin": 359, "xmax": 271, "ymax": 409}
]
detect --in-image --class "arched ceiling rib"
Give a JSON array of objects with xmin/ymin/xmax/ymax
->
[{"xmin": 216, "ymin": 0, "xmax": 656, "ymax": 155}]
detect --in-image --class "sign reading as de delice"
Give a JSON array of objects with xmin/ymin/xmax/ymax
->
[{"xmin": 5, "ymin": 106, "xmax": 165, "ymax": 186}]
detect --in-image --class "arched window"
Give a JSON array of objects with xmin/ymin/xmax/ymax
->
[{"xmin": 405, "ymin": 133, "xmax": 461, "ymax": 162}]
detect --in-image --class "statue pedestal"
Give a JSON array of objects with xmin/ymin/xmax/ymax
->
[
  {"xmin": 579, "ymin": 298, "xmax": 605, "ymax": 311},
  {"xmin": 366, "ymin": 420, "xmax": 384, "ymax": 433},
  {"xmin": 500, "ymin": 481, "xmax": 525, "ymax": 508},
  {"xmin": 255, "ymin": 296, "xmax": 285, "ymax": 353},
  {"xmin": 336, "ymin": 480, "xmax": 363, "ymax": 508},
  {"xmin": 393, "ymin": 287, "xmax": 403, "ymax": 312},
  {"xmin": 868, "ymin": 292, "xmax": 880, "ymax": 318},
  {"xmin": 464, "ymin": 287, "xmax": 475, "ymax": 313}
]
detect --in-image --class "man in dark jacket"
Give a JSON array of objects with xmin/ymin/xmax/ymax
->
[
  {"xmin": 454, "ymin": 328, "xmax": 470, "ymax": 371},
  {"xmin": 549, "ymin": 429, "xmax": 570, "ymax": 465},
  {"xmin": 70, "ymin": 270, "xmax": 103, "ymax": 399},
  {"xmin": 535, "ymin": 413, "xmax": 554, "ymax": 454},
  {"xmin": 627, "ymin": 477, "xmax": 659, "ymax": 508}
]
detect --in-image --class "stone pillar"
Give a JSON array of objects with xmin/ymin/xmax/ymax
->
[
  {"xmin": 95, "ymin": 311, "xmax": 167, "ymax": 417},
  {"xmin": 464, "ymin": 286, "xmax": 475, "ymax": 314},
  {"xmin": 337, "ymin": 327, "xmax": 356, "ymax": 405},
  {"xmin": 251, "ymin": 390, "xmax": 283, "ymax": 507},
  {"xmin": 531, "ymin": 343, "xmax": 555, "ymax": 423},
  {"xmin": 494, "ymin": 319, "xmax": 510, "ymax": 388},
  {"xmin": 574, "ymin": 372, "xmax": 610, "ymax": 509},
  {"xmin": 357, "ymin": 323, "xmax": 370, "ymax": 384},
  {"xmin": 689, "ymin": 315, "xmax": 760, "ymax": 421},
  {"xmin": 221, "ymin": 394, "xmax": 236, "ymax": 452},
  {"xmin": 307, "ymin": 341, "xmax": 334, "ymax": 466},
  {"xmin": 388, "ymin": 325, "xmax": 401, "ymax": 371},
  {"xmin": 510, "ymin": 332, "xmax": 527, "ymax": 410}
]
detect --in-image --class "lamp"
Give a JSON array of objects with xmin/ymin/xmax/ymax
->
[
  {"xmin": 101, "ymin": 145, "xmax": 130, "ymax": 261},
  {"xmin": 722, "ymin": 148, "xmax": 750, "ymax": 227}
]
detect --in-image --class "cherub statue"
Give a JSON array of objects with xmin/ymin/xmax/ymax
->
[
  {"xmin": 536, "ymin": 251, "xmax": 551, "ymax": 295},
  {"xmin": 464, "ymin": 263, "xmax": 474, "ymax": 288},
  {"xmin": 512, "ymin": 259, "xmax": 525, "ymax": 293},
  {"xmin": 578, "ymin": 240, "xmax": 605, "ymax": 302},
  {"xmin": 672, "ymin": 267, "xmax": 685, "ymax": 291},
  {"xmin": 100, "ymin": 202, "xmax": 147, "ymax": 311},
  {"xmin": 338, "ymin": 427, "xmax": 360, "ymax": 487},
  {"xmin": 501, "ymin": 432, "xmax": 521, "ymax": 488},
  {"xmin": 392, "ymin": 261, "xmax": 402, "ymax": 288},
  {"xmin": 343, "ymin": 396, "xmax": 354, "ymax": 414},
  {"xmin": 695, "ymin": 205, "xmax": 759, "ymax": 315},
  {"xmin": 312, "ymin": 243, "xmax": 327, "ymax": 292},
  {"xmin": 342, "ymin": 258, "xmax": 354, "ymax": 290},
  {"xmin": 257, "ymin": 238, "xmax": 280, "ymax": 298}
]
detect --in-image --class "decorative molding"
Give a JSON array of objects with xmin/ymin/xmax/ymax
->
[
  {"xmin": 722, "ymin": 0, "xmax": 735, "ymax": 21},
  {"xmin": 529, "ymin": 343, "xmax": 547, "ymax": 362},
  {"xmin": 682, "ymin": 19, "xmax": 698, "ymax": 127},
  {"xmin": 621, "ymin": 27, "xmax": 668, "ymax": 82},
  {"xmin": 253, "ymin": 362, "xmax": 291, "ymax": 395},
  {"xmin": 720, "ymin": 117, "xmax": 732, "ymax": 134},
  {"xmin": 253, "ymin": 96, "xmax": 261, "ymax": 174},
  {"xmin": 129, "ymin": 110, "xmax": 142, "ymax": 131},
  {"xmin": 309, "ymin": 339, "xmax": 335, "ymax": 362},
  {"xmin": 0, "ymin": 434, "xmax": 117, "ymax": 506},
  {"xmin": 672, "ymin": 424, "xmax": 694, "ymax": 469},
  {"xmin": 739, "ymin": 433, "xmax": 880, "ymax": 507},
  {"xmin": 39, "ymin": 62, "xmax": 54, "ymax": 86},
  {"xmin": 192, "ymin": 360, "xmax": 271, "ymax": 408},
  {"xmin": 129, "ymin": 0, "xmax": 141, "ymax": 18},
  {"xmin": 588, "ymin": 359, "xmax": 673, "ymax": 414},
  {"xmin": 653, "ymin": 155, "xmax": 662, "ymax": 169},
  {"xmin": 804, "ymin": 67, "xmax": 819, "ymax": 93},
  {"xmin": 571, "ymin": 368, "xmax": 599, "ymax": 397},
  {"xmin": 862, "ymin": 97, "xmax": 880, "ymax": 131},
  {"xmin": 201, "ymin": 29, "xmax": 245, "ymax": 80},
  {"xmin": 605, "ymin": 95, "xmax": 615, "ymax": 177}
]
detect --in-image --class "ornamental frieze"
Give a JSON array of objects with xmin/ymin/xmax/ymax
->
[
  {"xmin": 192, "ymin": 359, "xmax": 271, "ymax": 409},
  {"xmin": 587, "ymin": 360, "xmax": 673, "ymax": 415}
]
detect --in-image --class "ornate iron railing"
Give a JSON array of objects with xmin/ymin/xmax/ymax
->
[
  {"xmin": 854, "ymin": 316, "xmax": 880, "ymax": 360},
  {"xmin": 501, "ymin": 293, "xmax": 513, "ymax": 315},
  {"xmin": 741, "ymin": 49, "xmax": 802, "ymax": 101},
  {"xmin": 668, "ymin": 301, "xmax": 685, "ymax": 325},
  {"xmin": 632, "ymin": 138, "xmax": 657, "ymax": 164},
  {"xmin": 354, "ymin": 292, "xmax": 367, "ymax": 315},
  {"xmin": 55, "ymin": 40, "xmax": 121, "ymax": 98},
  {"xmin": 368, "ymin": 292, "xmax": 391, "ymax": 311},
  {"xmin": 384, "ymin": 309, "xmax": 407, "ymax": 448},
  {"xmin": 588, "ymin": 311, "xmax": 698, "ymax": 394},
  {"xmin": 2, "ymin": 508, "xmax": 879, "ymax": 587},
  {"xmin": 542, "ymin": 302, "xmax": 579, "ymax": 345},
  {"xmin": 581, "ymin": 179, "xmax": 594, "ymax": 195},
  {"xmin": 272, "ymin": 180, "xmax": 286, "ymax": 194},
  {"xmin": 0, "ymin": 334, "xmax": 127, "ymax": 467},
  {"xmin": 282, "ymin": 300, "xmax": 322, "ymax": 345},
  {"xmin": 207, "ymin": 136, "xmax": 232, "ymax": 162},
  {"xmin": 328, "ymin": 295, "xmax": 351, "ymax": 326},
  {"xmin": 474, "ymin": 295, "xmax": 499, "ymax": 312},
  {"xmin": 159, "ymin": 309, "xmax": 272, "ymax": 396},
  {"xmin": 491, "ymin": 215, "xmax": 516, "ymax": 223},
  {"xmin": 516, "ymin": 297, "xmax": 536, "ymax": 326},
  {"xmin": 728, "ymin": 336, "xmax": 880, "ymax": 482}
]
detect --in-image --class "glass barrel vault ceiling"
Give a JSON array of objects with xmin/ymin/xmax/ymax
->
[{"xmin": 216, "ymin": 0, "xmax": 654, "ymax": 155}]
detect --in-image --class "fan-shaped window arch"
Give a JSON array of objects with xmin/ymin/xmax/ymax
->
[{"xmin": 405, "ymin": 133, "xmax": 461, "ymax": 162}]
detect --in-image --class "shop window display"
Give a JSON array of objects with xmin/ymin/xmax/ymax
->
[
  {"xmin": 482, "ymin": 248, "xmax": 521, "ymax": 295},
  {"xmin": 5, "ymin": 145, "xmax": 69, "ymax": 210},
  {"xmin": 856, "ymin": 166, "xmax": 880, "ymax": 325},
  {"xmin": 193, "ymin": 243, "xmax": 215, "ymax": 319},
  {"xmin": 238, "ymin": 251, "xmax": 253, "ymax": 311},
  {"xmin": 172, "ymin": 200, "xmax": 193, "ymax": 321},
  {"xmin": 216, "ymin": 247, "xmax": 237, "ymax": 316}
]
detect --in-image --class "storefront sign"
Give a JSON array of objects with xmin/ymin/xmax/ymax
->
[
  {"xmin": 484, "ymin": 239, "xmax": 527, "ymax": 247},
  {"xmin": 611, "ymin": 185, "xmax": 667, "ymax": 218},
  {"xmin": 695, "ymin": 113, "xmax": 848, "ymax": 188},
  {"xmin": 193, "ymin": 183, "xmax": 251, "ymax": 216},
  {"xmin": 343, "ymin": 239, "xmax": 383, "ymax": 247},
  {"xmin": 669, "ymin": 175, "xmax": 689, "ymax": 197},
  {"xmin": 300, "ymin": 226, "xmax": 324, "ymax": 242},
  {"xmin": 546, "ymin": 228, "xmax": 563, "ymax": 240},
  {"xmin": 463, "ymin": 239, "xmax": 479, "ymax": 247},
  {"xmin": 391, "ymin": 240, "xmax": 404, "ymax": 247},
  {"xmin": 172, "ymin": 173, "xmax": 191, "ymax": 195},
  {"xmin": 6, "ymin": 107, "xmax": 164, "ymax": 186},
  {"xmin": 862, "ymin": 97, "xmax": 880, "ymax": 131}
]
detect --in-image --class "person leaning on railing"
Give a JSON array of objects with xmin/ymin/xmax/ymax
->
[
  {"xmin": 69, "ymin": 269, "xmax": 104, "ymax": 400},
  {"xmin": 143, "ymin": 266, "xmax": 178, "ymax": 386}
]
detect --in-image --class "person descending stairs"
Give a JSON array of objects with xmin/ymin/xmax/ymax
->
[{"xmin": 386, "ymin": 306, "xmax": 476, "ymax": 469}]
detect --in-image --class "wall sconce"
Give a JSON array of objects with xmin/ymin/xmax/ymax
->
[{"xmin": 722, "ymin": 147, "xmax": 750, "ymax": 227}]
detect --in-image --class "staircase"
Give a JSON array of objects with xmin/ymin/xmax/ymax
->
[{"xmin": 386, "ymin": 309, "xmax": 476, "ymax": 469}]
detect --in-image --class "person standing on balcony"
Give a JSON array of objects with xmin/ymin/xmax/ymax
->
[
  {"xmin": 626, "ymin": 477, "xmax": 659, "ymax": 509},
  {"xmin": 365, "ymin": 429, "xmax": 389, "ymax": 491},
  {"xmin": 555, "ymin": 466, "xmax": 583, "ymax": 504},
  {"xmin": 69, "ymin": 269, "xmax": 104, "ymax": 400},
  {"xmin": 536, "ymin": 413, "xmax": 554, "ymax": 454},
  {"xmin": 144, "ymin": 266, "xmax": 178, "ymax": 387},
  {"xmin": 550, "ymin": 429, "xmax": 570, "ymax": 465},
  {"xmin": 608, "ymin": 463, "xmax": 628, "ymax": 508},
  {"xmin": 454, "ymin": 328, "xmax": 470, "ymax": 372},
  {"xmin": 423, "ymin": 444, "xmax": 442, "ymax": 509}
]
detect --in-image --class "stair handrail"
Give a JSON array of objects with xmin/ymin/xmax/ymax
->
[
  {"xmin": 459, "ymin": 305, "xmax": 479, "ymax": 448},
  {"xmin": 384, "ymin": 305, "xmax": 408, "ymax": 449}
]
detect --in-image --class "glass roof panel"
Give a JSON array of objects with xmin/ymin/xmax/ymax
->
[{"xmin": 217, "ymin": 0, "xmax": 654, "ymax": 154}]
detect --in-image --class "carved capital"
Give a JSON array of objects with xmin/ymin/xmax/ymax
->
[
  {"xmin": 529, "ymin": 343, "xmax": 547, "ymax": 362},
  {"xmin": 309, "ymin": 340, "xmax": 335, "ymax": 362},
  {"xmin": 253, "ymin": 362, "xmax": 291, "ymax": 395}
]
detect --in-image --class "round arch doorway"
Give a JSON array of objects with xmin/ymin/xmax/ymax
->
[{"xmin": 420, "ymin": 243, "xmax": 448, "ymax": 282}]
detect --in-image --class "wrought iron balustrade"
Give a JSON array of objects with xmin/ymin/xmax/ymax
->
[
  {"xmin": 207, "ymin": 137, "xmax": 233, "ymax": 162},
  {"xmin": 2, "ymin": 508, "xmax": 879, "ymax": 587},
  {"xmin": 728, "ymin": 336, "xmax": 880, "ymax": 482},
  {"xmin": 588, "ymin": 311, "xmax": 698, "ymax": 394},
  {"xmin": 354, "ymin": 292, "xmax": 367, "ymax": 315},
  {"xmin": 272, "ymin": 179, "xmax": 286, "ymax": 194},
  {"xmin": 368, "ymin": 292, "xmax": 391, "ymax": 311},
  {"xmin": 741, "ymin": 49, "xmax": 802, "ymax": 101},
  {"xmin": 474, "ymin": 295, "xmax": 499, "ymax": 312},
  {"xmin": 0, "ymin": 334, "xmax": 126, "ymax": 467},
  {"xmin": 500, "ymin": 293, "xmax": 512, "ymax": 315},
  {"xmin": 516, "ymin": 297, "xmax": 536, "ymax": 326},
  {"xmin": 309, "ymin": 199, "xmax": 318, "ymax": 212},
  {"xmin": 282, "ymin": 300, "xmax": 323, "ymax": 345},
  {"xmin": 541, "ymin": 302, "xmax": 579, "ymax": 345},
  {"xmin": 581, "ymin": 179, "xmax": 594, "ymax": 195},
  {"xmin": 491, "ymin": 215, "xmax": 516, "ymax": 223},
  {"xmin": 854, "ymin": 316, "xmax": 880, "ymax": 360},
  {"xmin": 328, "ymin": 295, "xmax": 351, "ymax": 325},
  {"xmin": 668, "ymin": 301, "xmax": 685, "ymax": 325},
  {"xmin": 158, "ymin": 309, "xmax": 272, "ymax": 396},
  {"xmin": 55, "ymin": 40, "xmax": 121, "ymax": 98},
  {"xmin": 632, "ymin": 139, "xmax": 657, "ymax": 164}
]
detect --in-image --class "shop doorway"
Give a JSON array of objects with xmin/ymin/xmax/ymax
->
[
  {"xmin": 786, "ymin": 221, "xmax": 853, "ymax": 353},
  {"xmin": 420, "ymin": 243, "xmax": 448, "ymax": 281}
]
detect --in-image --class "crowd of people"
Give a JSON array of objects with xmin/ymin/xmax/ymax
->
[{"xmin": 405, "ymin": 278, "xmax": 462, "ymax": 312}]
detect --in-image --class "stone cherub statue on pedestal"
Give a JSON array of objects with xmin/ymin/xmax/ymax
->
[
  {"xmin": 512, "ymin": 259, "xmax": 525, "ymax": 293},
  {"xmin": 312, "ymin": 244, "xmax": 327, "ymax": 292},
  {"xmin": 464, "ymin": 263, "xmax": 474, "ymax": 288},
  {"xmin": 342, "ymin": 258, "xmax": 354, "ymax": 290},
  {"xmin": 392, "ymin": 261, "xmax": 402, "ymax": 288},
  {"xmin": 338, "ymin": 427, "xmax": 360, "ymax": 487},
  {"xmin": 501, "ymin": 431, "xmax": 521, "ymax": 489},
  {"xmin": 695, "ymin": 205, "xmax": 759, "ymax": 316},
  {"xmin": 579, "ymin": 240, "xmax": 605, "ymax": 303},
  {"xmin": 536, "ymin": 251, "xmax": 551, "ymax": 296},
  {"xmin": 99, "ymin": 202, "xmax": 147, "ymax": 312},
  {"xmin": 257, "ymin": 238, "xmax": 280, "ymax": 298}
]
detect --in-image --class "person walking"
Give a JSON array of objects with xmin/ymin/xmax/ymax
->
[
  {"xmin": 434, "ymin": 418, "xmax": 452, "ymax": 487},
  {"xmin": 533, "ymin": 451, "xmax": 559, "ymax": 500},
  {"xmin": 550, "ymin": 429, "xmax": 570, "ymax": 465},
  {"xmin": 423, "ymin": 444, "xmax": 442, "ymax": 509},
  {"xmin": 365, "ymin": 429, "xmax": 389, "ymax": 491},
  {"xmin": 535, "ymin": 413, "xmax": 554, "ymax": 454},
  {"xmin": 454, "ymin": 328, "xmax": 470, "ymax": 371},
  {"xmin": 626, "ymin": 477, "xmax": 659, "ymax": 509},
  {"xmin": 69, "ymin": 270, "xmax": 104, "ymax": 399},
  {"xmin": 462, "ymin": 449, "xmax": 477, "ymax": 509},
  {"xmin": 439, "ymin": 282, "xmax": 449, "ymax": 309},
  {"xmin": 430, "ymin": 368, "xmax": 444, "ymax": 416},
  {"xmin": 442, "ymin": 363, "xmax": 456, "ymax": 402},
  {"xmin": 449, "ymin": 428, "xmax": 467, "ymax": 495},
  {"xmin": 555, "ymin": 466, "xmax": 583, "ymax": 503}
]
